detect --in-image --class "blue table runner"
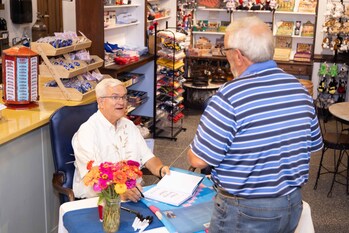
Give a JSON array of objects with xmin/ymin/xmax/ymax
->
[{"xmin": 63, "ymin": 201, "xmax": 164, "ymax": 233}]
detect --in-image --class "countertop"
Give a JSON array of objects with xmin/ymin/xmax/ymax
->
[{"xmin": 0, "ymin": 90, "xmax": 96, "ymax": 145}]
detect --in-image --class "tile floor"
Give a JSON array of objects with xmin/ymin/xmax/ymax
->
[{"xmin": 149, "ymin": 108, "xmax": 349, "ymax": 233}]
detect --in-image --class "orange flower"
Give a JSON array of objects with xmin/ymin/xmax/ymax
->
[
  {"xmin": 83, "ymin": 166, "xmax": 100, "ymax": 186},
  {"xmin": 87, "ymin": 160, "xmax": 94, "ymax": 170},
  {"xmin": 113, "ymin": 170, "xmax": 127, "ymax": 184}
]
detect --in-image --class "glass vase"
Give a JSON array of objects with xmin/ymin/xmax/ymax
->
[{"xmin": 103, "ymin": 196, "xmax": 121, "ymax": 233}]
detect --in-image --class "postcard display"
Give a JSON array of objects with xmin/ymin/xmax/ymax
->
[{"xmin": 2, "ymin": 46, "xmax": 39, "ymax": 105}]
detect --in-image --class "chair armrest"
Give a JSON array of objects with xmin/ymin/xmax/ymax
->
[{"xmin": 52, "ymin": 172, "xmax": 75, "ymax": 202}]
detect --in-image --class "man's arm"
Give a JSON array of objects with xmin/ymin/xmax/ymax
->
[
  {"xmin": 144, "ymin": 157, "xmax": 170, "ymax": 178},
  {"xmin": 187, "ymin": 148, "xmax": 209, "ymax": 169}
]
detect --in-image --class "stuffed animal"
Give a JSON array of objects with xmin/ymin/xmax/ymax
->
[
  {"xmin": 325, "ymin": 1, "xmax": 335, "ymax": 16},
  {"xmin": 334, "ymin": 2, "xmax": 344, "ymax": 18},
  {"xmin": 319, "ymin": 62, "xmax": 329, "ymax": 77},
  {"xmin": 269, "ymin": 0, "xmax": 278, "ymax": 11},
  {"xmin": 329, "ymin": 63, "xmax": 338, "ymax": 77},
  {"xmin": 224, "ymin": 0, "xmax": 237, "ymax": 13},
  {"xmin": 322, "ymin": 37, "xmax": 330, "ymax": 49},
  {"xmin": 337, "ymin": 78, "xmax": 347, "ymax": 94},
  {"xmin": 327, "ymin": 77, "xmax": 337, "ymax": 95},
  {"xmin": 318, "ymin": 77, "xmax": 327, "ymax": 93},
  {"xmin": 237, "ymin": 0, "xmax": 249, "ymax": 10}
]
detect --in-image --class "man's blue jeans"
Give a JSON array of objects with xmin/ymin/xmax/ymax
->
[{"xmin": 209, "ymin": 188, "xmax": 303, "ymax": 233}]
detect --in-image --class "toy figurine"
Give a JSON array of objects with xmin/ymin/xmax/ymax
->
[{"xmin": 237, "ymin": 0, "xmax": 249, "ymax": 10}]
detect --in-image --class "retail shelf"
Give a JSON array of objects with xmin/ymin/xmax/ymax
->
[
  {"xmin": 104, "ymin": 54, "xmax": 154, "ymax": 74},
  {"xmin": 197, "ymin": 7, "xmax": 227, "ymax": 12},
  {"xmin": 274, "ymin": 11, "xmax": 316, "ymax": 16},
  {"xmin": 147, "ymin": 15, "xmax": 171, "ymax": 23},
  {"xmin": 104, "ymin": 4, "xmax": 140, "ymax": 10},
  {"xmin": 192, "ymin": 31, "xmax": 225, "ymax": 35},
  {"xmin": 104, "ymin": 22, "xmax": 140, "ymax": 31}
]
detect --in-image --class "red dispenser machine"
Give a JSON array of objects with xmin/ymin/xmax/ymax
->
[{"xmin": 2, "ymin": 46, "xmax": 39, "ymax": 105}]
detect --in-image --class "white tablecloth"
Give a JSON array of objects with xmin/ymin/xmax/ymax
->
[{"xmin": 58, "ymin": 198, "xmax": 314, "ymax": 233}]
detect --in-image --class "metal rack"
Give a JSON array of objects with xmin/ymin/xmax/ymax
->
[{"xmin": 152, "ymin": 23, "xmax": 186, "ymax": 141}]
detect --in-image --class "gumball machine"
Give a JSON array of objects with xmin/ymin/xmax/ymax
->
[{"xmin": 2, "ymin": 46, "xmax": 39, "ymax": 105}]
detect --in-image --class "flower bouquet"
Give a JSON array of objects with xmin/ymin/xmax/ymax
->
[{"xmin": 83, "ymin": 160, "xmax": 143, "ymax": 233}]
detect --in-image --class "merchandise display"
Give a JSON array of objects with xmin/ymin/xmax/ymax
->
[
  {"xmin": 31, "ymin": 32, "xmax": 103, "ymax": 101},
  {"xmin": 322, "ymin": 0, "xmax": 349, "ymax": 53},
  {"xmin": 316, "ymin": 62, "xmax": 348, "ymax": 106},
  {"xmin": 154, "ymin": 28, "xmax": 186, "ymax": 140}
]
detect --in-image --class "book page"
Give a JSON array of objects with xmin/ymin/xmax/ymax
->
[
  {"xmin": 157, "ymin": 170, "xmax": 204, "ymax": 194},
  {"xmin": 143, "ymin": 170, "xmax": 204, "ymax": 206},
  {"xmin": 143, "ymin": 185, "xmax": 191, "ymax": 206}
]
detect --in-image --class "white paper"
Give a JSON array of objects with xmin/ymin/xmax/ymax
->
[{"xmin": 143, "ymin": 170, "xmax": 204, "ymax": 206}]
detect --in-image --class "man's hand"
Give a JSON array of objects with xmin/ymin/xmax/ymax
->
[
  {"xmin": 159, "ymin": 165, "xmax": 170, "ymax": 178},
  {"xmin": 120, "ymin": 184, "xmax": 143, "ymax": 202}
]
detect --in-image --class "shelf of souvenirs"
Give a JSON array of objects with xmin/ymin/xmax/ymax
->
[
  {"xmin": 147, "ymin": 15, "xmax": 171, "ymax": 23},
  {"xmin": 104, "ymin": 54, "xmax": 154, "ymax": 74},
  {"xmin": 186, "ymin": 54, "xmax": 227, "ymax": 61},
  {"xmin": 274, "ymin": 34, "xmax": 314, "ymax": 39},
  {"xmin": 104, "ymin": 3, "xmax": 140, "ymax": 10},
  {"xmin": 104, "ymin": 21, "xmax": 140, "ymax": 31},
  {"xmin": 192, "ymin": 31, "xmax": 225, "ymax": 36},
  {"xmin": 274, "ymin": 11, "xmax": 316, "ymax": 16},
  {"xmin": 313, "ymin": 53, "xmax": 349, "ymax": 64},
  {"xmin": 196, "ymin": 7, "xmax": 229, "ymax": 12}
]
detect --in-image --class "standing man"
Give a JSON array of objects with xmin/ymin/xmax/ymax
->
[{"xmin": 188, "ymin": 16, "xmax": 322, "ymax": 233}]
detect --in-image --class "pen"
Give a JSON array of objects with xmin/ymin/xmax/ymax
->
[{"xmin": 136, "ymin": 186, "xmax": 145, "ymax": 198}]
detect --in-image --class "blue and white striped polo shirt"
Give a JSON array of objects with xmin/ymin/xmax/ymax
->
[{"xmin": 190, "ymin": 60, "xmax": 323, "ymax": 198}]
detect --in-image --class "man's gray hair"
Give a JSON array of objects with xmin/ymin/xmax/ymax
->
[
  {"xmin": 225, "ymin": 16, "xmax": 274, "ymax": 63},
  {"xmin": 95, "ymin": 78, "xmax": 124, "ymax": 98}
]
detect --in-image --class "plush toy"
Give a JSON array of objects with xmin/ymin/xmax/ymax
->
[
  {"xmin": 338, "ymin": 63, "xmax": 348, "ymax": 79},
  {"xmin": 319, "ymin": 62, "xmax": 329, "ymax": 77},
  {"xmin": 329, "ymin": 63, "xmax": 338, "ymax": 77},
  {"xmin": 337, "ymin": 78, "xmax": 347, "ymax": 94},
  {"xmin": 318, "ymin": 77, "xmax": 327, "ymax": 93},
  {"xmin": 327, "ymin": 77, "xmax": 337, "ymax": 95},
  {"xmin": 224, "ymin": 0, "xmax": 237, "ymax": 13},
  {"xmin": 237, "ymin": 0, "xmax": 249, "ymax": 10},
  {"xmin": 322, "ymin": 37, "xmax": 330, "ymax": 49},
  {"xmin": 269, "ymin": 0, "xmax": 278, "ymax": 11},
  {"xmin": 250, "ymin": 0, "xmax": 263, "ymax": 10},
  {"xmin": 263, "ymin": 0, "xmax": 272, "ymax": 11},
  {"xmin": 325, "ymin": 1, "xmax": 335, "ymax": 16},
  {"xmin": 334, "ymin": 2, "xmax": 344, "ymax": 18}
]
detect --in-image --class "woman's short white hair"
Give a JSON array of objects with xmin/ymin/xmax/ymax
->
[
  {"xmin": 225, "ymin": 16, "xmax": 274, "ymax": 63},
  {"xmin": 95, "ymin": 78, "xmax": 124, "ymax": 98}
]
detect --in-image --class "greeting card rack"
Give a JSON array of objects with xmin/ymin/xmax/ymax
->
[{"xmin": 152, "ymin": 23, "xmax": 186, "ymax": 141}]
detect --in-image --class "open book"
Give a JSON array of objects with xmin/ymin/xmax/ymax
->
[{"xmin": 143, "ymin": 170, "xmax": 204, "ymax": 206}]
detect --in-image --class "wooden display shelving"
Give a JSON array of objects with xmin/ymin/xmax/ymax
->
[{"xmin": 31, "ymin": 37, "xmax": 103, "ymax": 101}]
